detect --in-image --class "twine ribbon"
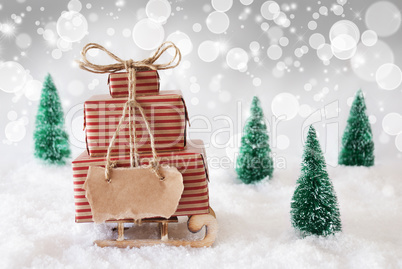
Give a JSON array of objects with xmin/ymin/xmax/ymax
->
[{"xmin": 78, "ymin": 42, "xmax": 182, "ymax": 182}]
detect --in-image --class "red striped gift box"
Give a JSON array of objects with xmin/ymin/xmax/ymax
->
[
  {"xmin": 108, "ymin": 70, "xmax": 159, "ymax": 98},
  {"xmin": 72, "ymin": 140, "xmax": 210, "ymax": 223},
  {"xmin": 84, "ymin": 90, "xmax": 188, "ymax": 157}
]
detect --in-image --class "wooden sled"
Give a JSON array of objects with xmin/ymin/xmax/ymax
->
[{"xmin": 95, "ymin": 207, "xmax": 218, "ymax": 248}]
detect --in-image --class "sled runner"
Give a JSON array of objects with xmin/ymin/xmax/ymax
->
[{"xmin": 95, "ymin": 207, "xmax": 217, "ymax": 248}]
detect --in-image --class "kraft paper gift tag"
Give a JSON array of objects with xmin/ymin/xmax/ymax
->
[{"xmin": 84, "ymin": 165, "xmax": 184, "ymax": 223}]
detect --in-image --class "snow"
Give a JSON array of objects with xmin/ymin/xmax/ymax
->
[{"xmin": 1, "ymin": 160, "xmax": 402, "ymax": 268}]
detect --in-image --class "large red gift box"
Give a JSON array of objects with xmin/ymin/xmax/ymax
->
[
  {"xmin": 84, "ymin": 90, "xmax": 188, "ymax": 156},
  {"xmin": 72, "ymin": 140, "xmax": 210, "ymax": 223},
  {"xmin": 108, "ymin": 70, "xmax": 159, "ymax": 98}
]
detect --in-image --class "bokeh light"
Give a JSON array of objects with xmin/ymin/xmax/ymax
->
[
  {"xmin": 133, "ymin": 18, "xmax": 164, "ymax": 50},
  {"xmin": 271, "ymin": 92, "xmax": 299, "ymax": 120},
  {"xmin": 198, "ymin": 40, "xmax": 220, "ymax": 62},
  {"xmin": 56, "ymin": 11, "xmax": 88, "ymax": 42},
  {"xmin": 376, "ymin": 63, "xmax": 402, "ymax": 90},
  {"xmin": 206, "ymin": 11, "xmax": 230, "ymax": 34},
  {"xmin": 365, "ymin": 1, "xmax": 401, "ymax": 37}
]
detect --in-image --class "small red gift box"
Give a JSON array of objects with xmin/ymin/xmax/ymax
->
[
  {"xmin": 108, "ymin": 70, "xmax": 159, "ymax": 98},
  {"xmin": 84, "ymin": 90, "xmax": 188, "ymax": 157}
]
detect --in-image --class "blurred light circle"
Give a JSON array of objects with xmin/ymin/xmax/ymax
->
[
  {"xmin": 56, "ymin": 11, "xmax": 88, "ymax": 42},
  {"xmin": 267, "ymin": 45, "xmax": 282, "ymax": 60},
  {"xmin": 145, "ymin": 0, "xmax": 171, "ymax": 24},
  {"xmin": 57, "ymin": 38, "xmax": 72, "ymax": 51},
  {"xmin": 271, "ymin": 92, "xmax": 299, "ymax": 120},
  {"xmin": 396, "ymin": 133, "xmax": 402, "ymax": 152},
  {"xmin": 308, "ymin": 21, "xmax": 317, "ymax": 30},
  {"xmin": 332, "ymin": 5, "xmax": 343, "ymax": 15},
  {"xmin": 190, "ymin": 83, "xmax": 200, "ymax": 93},
  {"xmin": 7, "ymin": 111, "xmax": 17, "ymax": 121},
  {"xmin": 261, "ymin": 1, "xmax": 280, "ymax": 20},
  {"xmin": 365, "ymin": 1, "xmax": 401, "ymax": 37},
  {"xmin": 331, "ymin": 34, "xmax": 357, "ymax": 51},
  {"xmin": 329, "ymin": 20, "xmax": 359, "ymax": 50},
  {"xmin": 272, "ymin": 67, "xmax": 284, "ymax": 78},
  {"xmin": 267, "ymin": 26, "xmax": 283, "ymax": 41},
  {"xmin": 191, "ymin": 97, "xmax": 199, "ymax": 105},
  {"xmin": 68, "ymin": 0, "xmax": 82, "ymax": 12},
  {"xmin": 15, "ymin": 33, "xmax": 32, "ymax": 49},
  {"xmin": 51, "ymin": 49, "xmax": 62, "ymax": 59},
  {"xmin": 261, "ymin": 22, "xmax": 270, "ymax": 31},
  {"xmin": 5, "ymin": 121, "xmax": 26, "ymax": 142},
  {"xmin": 107, "ymin": 28, "xmax": 115, "ymax": 36},
  {"xmin": 253, "ymin": 77, "xmax": 261, "ymax": 86},
  {"xmin": 198, "ymin": 40, "xmax": 220, "ymax": 62},
  {"xmin": 331, "ymin": 44, "xmax": 356, "ymax": 60},
  {"xmin": 249, "ymin": 41, "xmax": 260, "ymax": 52},
  {"xmin": 206, "ymin": 11, "xmax": 229, "ymax": 34},
  {"xmin": 133, "ymin": 18, "xmax": 164, "ymax": 50},
  {"xmin": 309, "ymin": 33, "xmax": 325, "ymax": 49},
  {"xmin": 166, "ymin": 31, "xmax": 192, "ymax": 56},
  {"xmin": 301, "ymin": 45, "xmax": 309, "ymax": 54},
  {"xmin": 68, "ymin": 80, "xmax": 85, "ymax": 96},
  {"xmin": 212, "ymin": 0, "xmax": 233, "ymax": 12},
  {"xmin": 375, "ymin": 63, "xmax": 402, "ymax": 90},
  {"xmin": 240, "ymin": 0, "xmax": 253, "ymax": 5},
  {"xmin": 382, "ymin": 112, "xmax": 402, "ymax": 135},
  {"xmin": 369, "ymin": 115, "xmax": 377, "ymax": 124},
  {"xmin": 279, "ymin": 37, "xmax": 289, "ymax": 46},
  {"xmin": 276, "ymin": 61, "xmax": 286, "ymax": 71},
  {"xmin": 276, "ymin": 134, "xmax": 290, "ymax": 150},
  {"xmin": 351, "ymin": 41, "xmax": 394, "ymax": 82},
  {"xmin": 299, "ymin": 104, "xmax": 313, "ymax": 118},
  {"xmin": 337, "ymin": 0, "xmax": 347, "ymax": 5},
  {"xmin": 361, "ymin": 30, "xmax": 378, "ymax": 47},
  {"xmin": 304, "ymin": 83, "xmax": 312, "ymax": 91},
  {"xmin": 294, "ymin": 48, "xmax": 303, "ymax": 58},
  {"xmin": 226, "ymin": 48, "xmax": 249, "ymax": 70},
  {"xmin": 192, "ymin": 23, "xmax": 202, "ymax": 32},
  {"xmin": 317, "ymin": 44, "xmax": 333, "ymax": 61},
  {"xmin": 24, "ymin": 80, "xmax": 42, "ymax": 101},
  {"xmin": 0, "ymin": 61, "xmax": 27, "ymax": 93},
  {"xmin": 319, "ymin": 6, "xmax": 328, "ymax": 16},
  {"xmin": 122, "ymin": 28, "xmax": 131, "ymax": 38},
  {"xmin": 274, "ymin": 12, "xmax": 287, "ymax": 26}
]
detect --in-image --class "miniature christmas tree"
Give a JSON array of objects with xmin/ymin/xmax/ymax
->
[
  {"xmin": 290, "ymin": 126, "xmax": 341, "ymax": 237},
  {"xmin": 236, "ymin": 96, "xmax": 273, "ymax": 184},
  {"xmin": 339, "ymin": 90, "xmax": 374, "ymax": 166},
  {"xmin": 34, "ymin": 74, "xmax": 71, "ymax": 164}
]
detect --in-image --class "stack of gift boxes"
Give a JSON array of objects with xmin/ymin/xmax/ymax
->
[{"xmin": 72, "ymin": 70, "xmax": 211, "ymax": 223}]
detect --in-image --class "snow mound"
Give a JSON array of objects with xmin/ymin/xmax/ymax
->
[{"xmin": 1, "ymin": 161, "xmax": 401, "ymax": 268}]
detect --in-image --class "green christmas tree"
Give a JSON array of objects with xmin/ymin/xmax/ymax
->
[
  {"xmin": 290, "ymin": 126, "xmax": 341, "ymax": 237},
  {"xmin": 339, "ymin": 90, "xmax": 374, "ymax": 166},
  {"xmin": 236, "ymin": 96, "xmax": 273, "ymax": 184},
  {"xmin": 34, "ymin": 74, "xmax": 71, "ymax": 164}
]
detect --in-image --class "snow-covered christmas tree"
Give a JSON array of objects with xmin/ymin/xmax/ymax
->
[
  {"xmin": 236, "ymin": 96, "xmax": 273, "ymax": 184},
  {"xmin": 339, "ymin": 89, "xmax": 374, "ymax": 166},
  {"xmin": 34, "ymin": 74, "xmax": 71, "ymax": 165},
  {"xmin": 291, "ymin": 125, "xmax": 341, "ymax": 237}
]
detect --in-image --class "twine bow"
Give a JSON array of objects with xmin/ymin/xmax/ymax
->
[{"xmin": 78, "ymin": 42, "xmax": 182, "ymax": 182}]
